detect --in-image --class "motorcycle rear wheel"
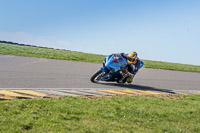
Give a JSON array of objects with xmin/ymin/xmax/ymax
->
[{"xmin": 90, "ymin": 70, "xmax": 105, "ymax": 83}]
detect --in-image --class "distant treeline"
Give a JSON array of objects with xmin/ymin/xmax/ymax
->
[{"xmin": 0, "ymin": 40, "xmax": 72, "ymax": 51}]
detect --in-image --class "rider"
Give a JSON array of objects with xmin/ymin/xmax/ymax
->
[{"xmin": 118, "ymin": 51, "xmax": 141, "ymax": 83}]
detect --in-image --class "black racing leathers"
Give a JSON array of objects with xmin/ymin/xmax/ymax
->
[{"xmin": 120, "ymin": 53, "xmax": 141, "ymax": 75}]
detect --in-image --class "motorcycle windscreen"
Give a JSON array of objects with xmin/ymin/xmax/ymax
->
[{"xmin": 105, "ymin": 54, "xmax": 127, "ymax": 71}]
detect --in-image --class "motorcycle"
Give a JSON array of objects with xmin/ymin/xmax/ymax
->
[{"xmin": 90, "ymin": 54, "xmax": 144, "ymax": 83}]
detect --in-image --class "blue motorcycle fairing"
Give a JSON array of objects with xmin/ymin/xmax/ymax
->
[
  {"xmin": 101, "ymin": 66, "xmax": 109, "ymax": 72},
  {"xmin": 139, "ymin": 60, "xmax": 144, "ymax": 69},
  {"xmin": 103, "ymin": 55, "xmax": 112, "ymax": 66},
  {"xmin": 104, "ymin": 54, "xmax": 127, "ymax": 71},
  {"xmin": 100, "ymin": 54, "xmax": 127, "ymax": 81}
]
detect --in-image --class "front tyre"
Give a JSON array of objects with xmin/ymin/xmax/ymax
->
[{"xmin": 90, "ymin": 70, "xmax": 105, "ymax": 83}]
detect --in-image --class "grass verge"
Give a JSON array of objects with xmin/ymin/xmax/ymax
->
[
  {"xmin": 0, "ymin": 43, "xmax": 200, "ymax": 72},
  {"xmin": 0, "ymin": 95, "xmax": 200, "ymax": 132}
]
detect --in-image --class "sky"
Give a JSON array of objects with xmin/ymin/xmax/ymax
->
[{"xmin": 0, "ymin": 0, "xmax": 200, "ymax": 65}]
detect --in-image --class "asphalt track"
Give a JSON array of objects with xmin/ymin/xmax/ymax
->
[{"xmin": 0, "ymin": 54, "xmax": 200, "ymax": 93}]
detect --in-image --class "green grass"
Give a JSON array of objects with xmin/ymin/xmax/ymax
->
[
  {"xmin": 0, "ymin": 43, "xmax": 200, "ymax": 72},
  {"xmin": 0, "ymin": 95, "xmax": 200, "ymax": 132},
  {"xmin": 0, "ymin": 43, "xmax": 105, "ymax": 64},
  {"xmin": 143, "ymin": 59, "xmax": 200, "ymax": 72}
]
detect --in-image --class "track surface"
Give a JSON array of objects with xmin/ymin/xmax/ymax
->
[{"xmin": 0, "ymin": 55, "xmax": 200, "ymax": 92}]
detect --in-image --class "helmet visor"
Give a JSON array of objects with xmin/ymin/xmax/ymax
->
[{"xmin": 128, "ymin": 57, "xmax": 136, "ymax": 63}]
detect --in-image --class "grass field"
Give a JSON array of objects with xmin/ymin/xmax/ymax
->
[
  {"xmin": 0, "ymin": 43, "xmax": 200, "ymax": 73},
  {"xmin": 0, "ymin": 95, "xmax": 200, "ymax": 132}
]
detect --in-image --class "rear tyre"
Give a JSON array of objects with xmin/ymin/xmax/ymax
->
[{"xmin": 90, "ymin": 70, "xmax": 105, "ymax": 83}]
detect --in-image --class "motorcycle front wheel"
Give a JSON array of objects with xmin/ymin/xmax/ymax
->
[{"xmin": 90, "ymin": 70, "xmax": 105, "ymax": 83}]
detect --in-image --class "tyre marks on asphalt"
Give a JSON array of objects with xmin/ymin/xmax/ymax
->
[{"xmin": 0, "ymin": 89, "xmax": 200, "ymax": 100}]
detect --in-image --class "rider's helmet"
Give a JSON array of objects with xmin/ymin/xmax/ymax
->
[{"xmin": 127, "ymin": 52, "xmax": 138, "ymax": 64}]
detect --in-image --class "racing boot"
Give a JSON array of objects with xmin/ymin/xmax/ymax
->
[
  {"xmin": 118, "ymin": 73, "xmax": 128, "ymax": 83},
  {"xmin": 126, "ymin": 72, "xmax": 134, "ymax": 83}
]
